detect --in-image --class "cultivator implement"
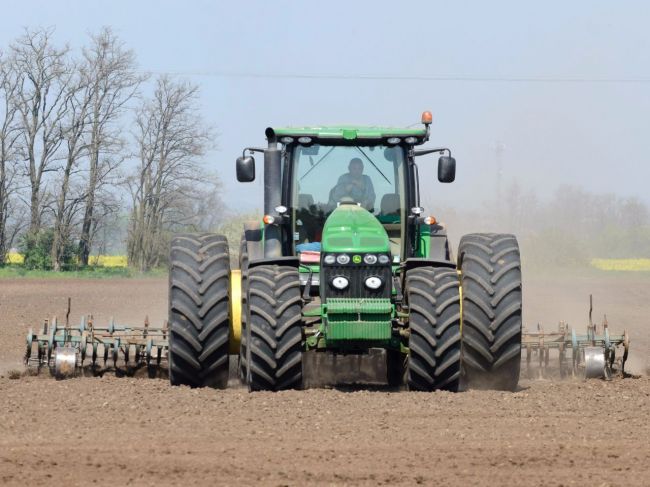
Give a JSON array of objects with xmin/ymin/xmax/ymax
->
[
  {"xmin": 25, "ymin": 300, "xmax": 169, "ymax": 378},
  {"xmin": 522, "ymin": 296, "xmax": 629, "ymax": 380}
]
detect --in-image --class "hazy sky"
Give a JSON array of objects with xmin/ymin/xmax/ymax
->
[{"xmin": 1, "ymin": 0, "xmax": 649, "ymax": 213}]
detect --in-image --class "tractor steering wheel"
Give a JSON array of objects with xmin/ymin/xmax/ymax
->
[{"xmin": 328, "ymin": 183, "xmax": 359, "ymax": 207}]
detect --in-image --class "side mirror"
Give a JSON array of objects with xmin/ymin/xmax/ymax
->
[
  {"xmin": 236, "ymin": 155, "xmax": 255, "ymax": 182},
  {"xmin": 437, "ymin": 156, "xmax": 456, "ymax": 183}
]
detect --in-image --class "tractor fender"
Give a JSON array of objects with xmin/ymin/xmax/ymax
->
[
  {"xmin": 402, "ymin": 258, "xmax": 456, "ymax": 273},
  {"xmin": 248, "ymin": 256, "xmax": 300, "ymax": 269},
  {"xmin": 420, "ymin": 223, "xmax": 452, "ymax": 261},
  {"xmin": 243, "ymin": 221, "xmax": 264, "ymax": 261}
]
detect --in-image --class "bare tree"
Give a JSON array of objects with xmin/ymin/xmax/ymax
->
[
  {"xmin": 0, "ymin": 50, "xmax": 22, "ymax": 263},
  {"xmin": 50, "ymin": 64, "xmax": 92, "ymax": 270},
  {"xmin": 184, "ymin": 175, "xmax": 226, "ymax": 231},
  {"xmin": 77, "ymin": 28, "xmax": 144, "ymax": 265},
  {"xmin": 86, "ymin": 189, "xmax": 123, "ymax": 257},
  {"xmin": 11, "ymin": 28, "xmax": 73, "ymax": 234},
  {"xmin": 127, "ymin": 75, "xmax": 214, "ymax": 271}
]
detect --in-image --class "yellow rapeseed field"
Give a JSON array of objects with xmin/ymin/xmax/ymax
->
[
  {"xmin": 87, "ymin": 255, "xmax": 128, "ymax": 267},
  {"xmin": 590, "ymin": 258, "xmax": 650, "ymax": 271},
  {"xmin": 5, "ymin": 253, "xmax": 128, "ymax": 268},
  {"xmin": 6, "ymin": 252, "xmax": 24, "ymax": 264}
]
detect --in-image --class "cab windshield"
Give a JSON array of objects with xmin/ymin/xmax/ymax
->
[{"xmin": 291, "ymin": 144, "xmax": 406, "ymax": 245}]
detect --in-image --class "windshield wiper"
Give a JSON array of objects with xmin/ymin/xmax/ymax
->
[
  {"xmin": 355, "ymin": 146, "xmax": 390, "ymax": 184},
  {"xmin": 300, "ymin": 146, "xmax": 336, "ymax": 180}
]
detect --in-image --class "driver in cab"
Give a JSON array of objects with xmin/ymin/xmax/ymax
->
[{"xmin": 330, "ymin": 157, "xmax": 376, "ymax": 210}]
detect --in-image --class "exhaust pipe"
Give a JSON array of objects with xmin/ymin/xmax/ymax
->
[{"xmin": 264, "ymin": 127, "xmax": 282, "ymax": 258}]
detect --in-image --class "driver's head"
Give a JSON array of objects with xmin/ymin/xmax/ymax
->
[{"xmin": 349, "ymin": 158, "xmax": 364, "ymax": 176}]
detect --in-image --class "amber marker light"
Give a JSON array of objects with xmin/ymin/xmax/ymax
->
[
  {"xmin": 263, "ymin": 215, "xmax": 275, "ymax": 224},
  {"xmin": 424, "ymin": 216, "xmax": 437, "ymax": 225}
]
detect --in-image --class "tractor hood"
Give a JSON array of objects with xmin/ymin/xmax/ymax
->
[{"xmin": 322, "ymin": 205, "xmax": 390, "ymax": 253}]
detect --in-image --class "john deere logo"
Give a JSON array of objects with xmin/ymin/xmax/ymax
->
[{"xmin": 352, "ymin": 255, "xmax": 362, "ymax": 264}]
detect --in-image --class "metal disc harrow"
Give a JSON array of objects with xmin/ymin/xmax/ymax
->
[
  {"xmin": 25, "ymin": 307, "xmax": 169, "ymax": 379},
  {"xmin": 522, "ymin": 296, "xmax": 629, "ymax": 380},
  {"xmin": 24, "ymin": 296, "xmax": 630, "ymax": 382}
]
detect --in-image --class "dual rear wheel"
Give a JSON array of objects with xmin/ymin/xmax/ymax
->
[
  {"xmin": 396, "ymin": 233, "xmax": 522, "ymax": 392},
  {"xmin": 169, "ymin": 234, "xmax": 303, "ymax": 391}
]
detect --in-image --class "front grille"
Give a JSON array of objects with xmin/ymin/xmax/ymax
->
[{"xmin": 322, "ymin": 264, "xmax": 392, "ymax": 300}]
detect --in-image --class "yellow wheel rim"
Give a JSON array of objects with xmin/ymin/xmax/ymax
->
[{"xmin": 229, "ymin": 270, "xmax": 242, "ymax": 354}]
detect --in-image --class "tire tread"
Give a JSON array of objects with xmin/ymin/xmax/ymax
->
[
  {"xmin": 406, "ymin": 267, "xmax": 462, "ymax": 392},
  {"xmin": 459, "ymin": 232, "xmax": 522, "ymax": 391},
  {"xmin": 168, "ymin": 233, "xmax": 230, "ymax": 388},
  {"xmin": 246, "ymin": 265, "xmax": 303, "ymax": 391}
]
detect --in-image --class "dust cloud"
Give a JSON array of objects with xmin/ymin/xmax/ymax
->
[{"xmin": 422, "ymin": 183, "xmax": 650, "ymax": 376}]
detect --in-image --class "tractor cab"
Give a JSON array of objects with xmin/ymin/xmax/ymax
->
[{"xmin": 236, "ymin": 112, "xmax": 457, "ymax": 272}]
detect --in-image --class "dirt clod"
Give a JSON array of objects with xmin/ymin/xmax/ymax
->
[{"xmin": 7, "ymin": 369, "xmax": 22, "ymax": 380}]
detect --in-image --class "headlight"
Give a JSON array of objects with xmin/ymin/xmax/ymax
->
[
  {"xmin": 323, "ymin": 254, "xmax": 336, "ymax": 265},
  {"xmin": 331, "ymin": 276, "xmax": 349, "ymax": 290},
  {"xmin": 363, "ymin": 254, "xmax": 378, "ymax": 264},
  {"xmin": 365, "ymin": 276, "xmax": 382, "ymax": 290},
  {"xmin": 336, "ymin": 254, "xmax": 350, "ymax": 264},
  {"xmin": 378, "ymin": 254, "xmax": 390, "ymax": 264}
]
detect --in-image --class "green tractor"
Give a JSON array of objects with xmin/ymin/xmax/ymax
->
[{"xmin": 167, "ymin": 111, "xmax": 523, "ymax": 392}]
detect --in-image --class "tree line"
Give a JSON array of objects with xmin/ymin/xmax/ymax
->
[
  {"xmin": 430, "ymin": 182, "xmax": 650, "ymax": 268},
  {"xmin": 0, "ymin": 27, "xmax": 222, "ymax": 271}
]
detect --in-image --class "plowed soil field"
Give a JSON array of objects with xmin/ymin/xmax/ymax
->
[{"xmin": 1, "ymin": 273, "xmax": 648, "ymax": 486}]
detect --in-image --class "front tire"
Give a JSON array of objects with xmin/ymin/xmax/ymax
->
[
  {"xmin": 406, "ymin": 267, "xmax": 462, "ymax": 392},
  {"xmin": 246, "ymin": 265, "xmax": 303, "ymax": 391},
  {"xmin": 168, "ymin": 234, "xmax": 230, "ymax": 388},
  {"xmin": 458, "ymin": 233, "xmax": 522, "ymax": 391}
]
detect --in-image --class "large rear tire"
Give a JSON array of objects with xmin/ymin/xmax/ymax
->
[
  {"xmin": 458, "ymin": 233, "xmax": 522, "ymax": 391},
  {"xmin": 406, "ymin": 267, "xmax": 462, "ymax": 392},
  {"xmin": 168, "ymin": 234, "xmax": 230, "ymax": 388},
  {"xmin": 246, "ymin": 265, "xmax": 303, "ymax": 391}
]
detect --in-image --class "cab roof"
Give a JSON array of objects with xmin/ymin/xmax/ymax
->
[{"xmin": 268, "ymin": 125, "xmax": 428, "ymax": 144}]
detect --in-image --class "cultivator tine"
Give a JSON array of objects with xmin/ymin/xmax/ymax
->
[
  {"xmin": 537, "ymin": 324, "xmax": 546, "ymax": 379},
  {"xmin": 622, "ymin": 330, "xmax": 629, "ymax": 374},
  {"xmin": 24, "ymin": 299, "xmax": 170, "ymax": 379},
  {"xmin": 521, "ymin": 296, "xmax": 630, "ymax": 380},
  {"xmin": 66, "ymin": 297, "xmax": 71, "ymax": 326},
  {"xmin": 571, "ymin": 327, "xmax": 579, "ymax": 377}
]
